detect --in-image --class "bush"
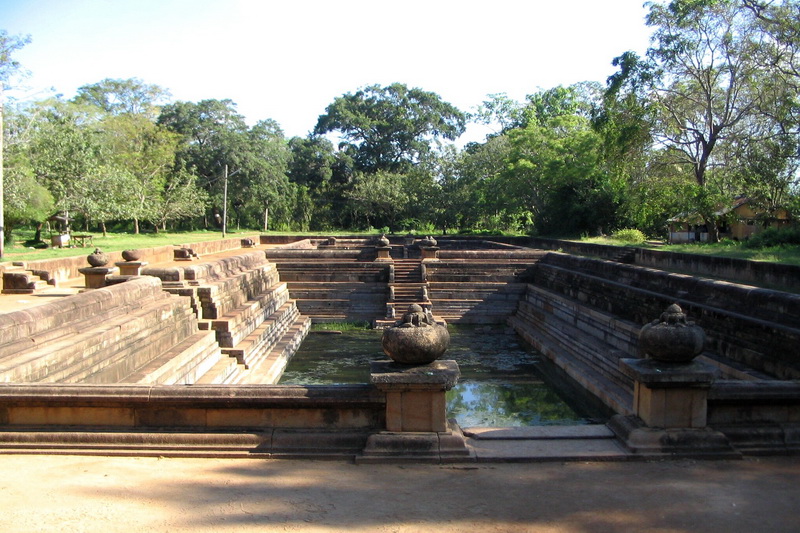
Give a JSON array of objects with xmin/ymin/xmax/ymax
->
[
  {"xmin": 743, "ymin": 225, "xmax": 800, "ymax": 248},
  {"xmin": 611, "ymin": 228, "xmax": 646, "ymax": 244}
]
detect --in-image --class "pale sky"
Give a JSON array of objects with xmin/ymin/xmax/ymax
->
[{"xmin": 1, "ymin": 0, "xmax": 653, "ymax": 144}]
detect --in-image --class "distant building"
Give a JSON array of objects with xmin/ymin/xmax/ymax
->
[{"xmin": 667, "ymin": 196, "xmax": 792, "ymax": 243}]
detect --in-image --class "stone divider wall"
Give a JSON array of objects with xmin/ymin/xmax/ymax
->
[
  {"xmin": 527, "ymin": 236, "xmax": 800, "ymax": 293},
  {"xmin": 1, "ymin": 234, "xmax": 259, "ymax": 287},
  {"xmin": 0, "ymin": 383, "xmax": 384, "ymax": 457},
  {"xmin": 531, "ymin": 253, "xmax": 800, "ymax": 379}
]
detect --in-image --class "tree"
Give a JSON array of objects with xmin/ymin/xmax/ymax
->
[
  {"xmin": 344, "ymin": 170, "xmax": 410, "ymax": 230},
  {"xmin": 500, "ymin": 112, "xmax": 618, "ymax": 236},
  {"xmin": 314, "ymin": 83, "xmax": 466, "ymax": 173},
  {"xmin": 26, "ymin": 100, "xmax": 105, "ymax": 225},
  {"xmin": 159, "ymin": 100, "xmax": 293, "ymax": 230},
  {"xmin": 1, "ymin": 30, "xmax": 31, "ymax": 255},
  {"xmin": 147, "ymin": 166, "xmax": 208, "ymax": 231},
  {"xmin": 643, "ymin": 0, "xmax": 777, "ymax": 240},
  {"xmin": 98, "ymin": 113, "xmax": 185, "ymax": 233},
  {"xmin": 73, "ymin": 78, "xmax": 171, "ymax": 119}
]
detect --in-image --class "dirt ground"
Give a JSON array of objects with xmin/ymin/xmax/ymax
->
[{"xmin": 1, "ymin": 454, "xmax": 798, "ymax": 532}]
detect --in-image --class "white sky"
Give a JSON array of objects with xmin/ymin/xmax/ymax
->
[{"xmin": 1, "ymin": 0, "xmax": 653, "ymax": 144}]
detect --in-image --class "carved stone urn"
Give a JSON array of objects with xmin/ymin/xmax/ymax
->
[
  {"xmin": 639, "ymin": 303, "xmax": 706, "ymax": 363},
  {"xmin": 121, "ymin": 249, "xmax": 143, "ymax": 261},
  {"xmin": 382, "ymin": 304, "xmax": 450, "ymax": 365},
  {"xmin": 376, "ymin": 234, "xmax": 390, "ymax": 247},
  {"xmin": 87, "ymin": 248, "xmax": 110, "ymax": 267},
  {"xmin": 420, "ymin": 235, "xmax": 438, "ymax": 247}
]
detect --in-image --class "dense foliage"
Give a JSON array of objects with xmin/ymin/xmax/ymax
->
[{"xmin": 1, "ymin": 1, "xmax": 798, "ymax": 247}]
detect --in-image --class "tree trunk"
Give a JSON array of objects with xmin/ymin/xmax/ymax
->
[
  {"xmin": 101, "ymin": 222, "xmax": 107, "ymax": 238},
  {"xmin": 134, "ymin": 217, "xmax": 140, "ymax": 235},
  {"xmin": 263, "ymin": 206, "xmax": 269, "ymax": 232}
]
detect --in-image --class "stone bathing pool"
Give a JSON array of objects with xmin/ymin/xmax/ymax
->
[{"xmin": 280, "ymin": 325, "xmax": 611, "ymax": 427}]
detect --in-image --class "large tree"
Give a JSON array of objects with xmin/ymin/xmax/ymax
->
[
  {"xmin": 314, "ymin": 83, "xmax": 466, "ymax": 173},
  {"xmin": 73, "ymin": 78, "xmax": 171, "ymax": 119},
  {"xmin": 1, "ymin": 30, "xmax": 31, "ymax": 254},
  {"xmin": 643, "ymin": 0, "xmax": 787, "ymax": 240}
]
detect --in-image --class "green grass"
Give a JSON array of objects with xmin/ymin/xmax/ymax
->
[{"xmin": 2, "ymin": 229, "xmax": 248, "ymax": 263}]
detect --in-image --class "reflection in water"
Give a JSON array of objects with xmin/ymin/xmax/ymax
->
[{"xmin": 280, "ymin": 325, "xmax": 604, "ymax": 427}]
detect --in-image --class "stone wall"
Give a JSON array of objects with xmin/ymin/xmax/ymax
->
[
  {"xmin": 1, "ymin": 235, "xmax": 259, "ymax": 287},
  {"xmin": 527, "ymin": 236, "xmax": 800, "ymax": 293},
  {"xmin": 509, "ymin": 251, "xmax": 800, "ymax": 419},
  {"xmin": 0, "ymin": 383, "xmax": 384, "ymax": 457},
  {"xmin": 532, "ymin": 253, "xmax": 800, "ymax": 379}
]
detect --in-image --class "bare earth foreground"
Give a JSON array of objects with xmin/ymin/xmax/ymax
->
[{"xmin": 0, "ymin": 455, "xmax": 797, "ymax": 532}]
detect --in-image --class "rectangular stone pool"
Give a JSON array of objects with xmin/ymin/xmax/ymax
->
[{"xmin": 279, "ymin": 325, "xmax": 610, "ymax": 427}]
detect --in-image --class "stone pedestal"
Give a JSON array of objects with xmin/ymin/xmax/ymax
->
[
  {"xmin": 609, "ymin": 358, "xmax": 738, "ymax": 458},
  {"xmin": 420, "ymin": 246, "xmax": 439, "ymax": 261},
  {"xmin": 621, "ymin": 358, "xmax": 716, "ymax": 428},
  {"xmin": 78, "ymin": 266, "xmax": 118, "ymax": 289},
  {"xmin": 115, "ymin": 261, "xmax": 148, "ymax": 276},
  {"xmin": 375, "ymin": 246, "xmax": 392, "ymax": 262},
  {"xmin": 360, "ymin": 359, "xmax": 470, "ymax": 462}
]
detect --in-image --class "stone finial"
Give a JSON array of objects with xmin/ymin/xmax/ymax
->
[
  {"xmin": 381, "ymin": 304, "xmax": 449, "ymax": 365},
  {"xmin": 421, "ymin": 235, "xmax": 438, "ymax": 247},
  {"xmin": 121, "ymin": 249, "xmax": 143, "ymax": 261},
  {"xmin": 639, "ymin": 303, "xmax": 706, "ymax": 363},
  {"xmin": 376, "ymin": 234, "xmax": 390, "ymax": 247},
  {"xmin": 87, "ymin": 248, "xmax": 109, "ymax": 267}
]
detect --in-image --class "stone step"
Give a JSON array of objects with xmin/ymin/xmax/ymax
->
[
  {"xmin": 235, "ymin": 315, "xmax": 312, "ymax": 384},
  {"xmin": 124, "ymin": 331, "xmax": 222, "ymax": 385},
  {"xmin": 207, "ymin": 282, "xmax": 291, "ymax": 347},
  {"xmin": 222, "ymin": 301, "xmax": 299, "ymax": 368},
  {"xmin": 0, "ymin": 296, "xmax": 196, "ymax": 383},
  {"xmin": 194, "ymin": 352, "xmax": 243, "ymax": 384}
]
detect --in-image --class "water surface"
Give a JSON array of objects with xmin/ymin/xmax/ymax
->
[{"xmin": 280, "ymin": 325, "xmax": 606, "ymax": 427}]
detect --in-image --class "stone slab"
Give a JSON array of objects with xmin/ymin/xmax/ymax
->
[
  {"xmin": 468, "ymin": 436, "xmax": 630, "ymax": 462},
  {"xmin": 370, "ymin": 359, "xmax": 460, "ymax": 391},
  {"xmin": 465, "ymin": 425, "xmax": 615, "ymax": 440},
  {"xmin": 620, "ymin": 358, "xmax": 718, "ymax": 386}
]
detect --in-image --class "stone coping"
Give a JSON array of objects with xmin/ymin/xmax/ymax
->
[
  {"xmin": 370, "ymin": 360, "xmax": 460, "ymax": 391},
  {"xmin": 0, "ymin": 383, "xmax": 384, "ymax": 408}
]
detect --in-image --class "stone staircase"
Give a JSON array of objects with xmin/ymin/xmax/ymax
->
[
  {"xmin": 2, "ymin": 264, "xmax": 51, "ymax": 294},
  {"xmin": 390, "ymin": 258, "xmax": 429, "ymax": 311},
  {"xmin": 0, "ymin": 277, "xmax": 222, "ymax": 385},
  {"xmin": 150, "ymin": 251, "xmax": 311, "ymax": 384},
  {"xmin": 267, "ymin": 259, "xmax": 389, "ymax": 323}
]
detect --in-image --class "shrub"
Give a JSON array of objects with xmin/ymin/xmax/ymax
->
[
  {"xmin": 743, "ymin": 225, "xmax": 800, "ymax": 248},
  {"xmin": 611, "ymin": 228, "xmax": 646, "ymax": 244}
]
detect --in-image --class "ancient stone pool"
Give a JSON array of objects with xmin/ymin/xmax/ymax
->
[{"xmin": 279, "ymin": 325, "xmax": 610, "ymax": 427}]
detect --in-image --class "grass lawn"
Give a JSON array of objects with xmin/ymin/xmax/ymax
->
[
  {"xmin": 0, "ymin": 228, "xmax": 389, "ymax": 263},
  {"xmin": 1, "ymin": 229, "xmax": 250, "ymax": 263}
]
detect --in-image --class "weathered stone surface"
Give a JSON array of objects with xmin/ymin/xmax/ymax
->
[
  {"xmin": 639, "ymin": 304, "xmax": 706, "ymax": 363},
  {"xmin": 381, "ymin": 304, "xmax": 450, "ymax": 364}
]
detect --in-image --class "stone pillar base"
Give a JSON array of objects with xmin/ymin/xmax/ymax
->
[
  {"xmin": 374, "ymin": 246, "xmax": 393, "ymax": 261},
  {"xmin": 363, "ymin": 359, "xmax": 469, "ymax": 462},
  {"xmin": 620, "ymin": 358, "xmax": 716, "ymax": 429},
  {"xmin": 358, "ymin": 419, "xmax": 471, "ymax": 463},
  {"xmin": 78, "ymin": 266, "xmax": 118, "ymax": 289},
  {"xmin": 420, "ymin": 246, "xmax": 439, "ymax": 261},
  {"xmin": 608, "ymin": 415, "xmax": 740, "ymax": 459},
  {"xmin": 115, "ymin": 261, "xmax": 148, "ymax": 276}
]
